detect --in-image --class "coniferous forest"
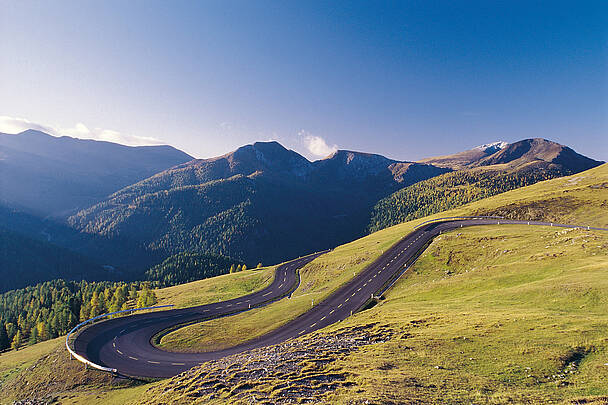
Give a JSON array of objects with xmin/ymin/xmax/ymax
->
[{"xmin": 367, "ymin": 168, "xmax": 567, "ymax": 232}]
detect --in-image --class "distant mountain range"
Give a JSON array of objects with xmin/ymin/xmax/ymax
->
[
  {"xmin": 68, "ymin": 141, "xmax": 449, "ymax": 265},
  {"xmin": 0, "ymin": 131, "xmax": 603, "ymax": 291},
  {"xmin": 0, "ymin": 130, "xmax": 193, "ymax": 216}
]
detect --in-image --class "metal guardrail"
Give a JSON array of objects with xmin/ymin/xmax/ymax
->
[
  {"xmin": 413, "ymin": 215, "xmax": 504, "ymax": 229},
  {"xmin": 66, "ymin": 304, "xmax": 174, "ymax": 374}
]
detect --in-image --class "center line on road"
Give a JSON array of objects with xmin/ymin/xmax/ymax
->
[
  {"xmin": 216, "ymin": 306, "xmax": 222, "ymax": 309},
  {"xmin": 147, "ymin": 361, "xmax": 160, "ymax": 364},
  {"xmin": 310, "ymin": 323, "xmax": 317, "ymax": 328},
  {"xmin": 338, "ymin": 303, "xmax": 343, "ymax": 308},
  {"xmin": 329, "ymin": 309, "xmax": 335, "ymax": 314},
  {"xmin": 172, "ymin": 362, "xmax": 185, "ymax": 366},
  {"xmin": 279, "ymin": 283, "xmax": 283, "ymax": 288},
  {"xmin": 263, "ymin": 292, "xmax": 272, "ymax": 297},
  {"xmin": 128, "ymin": 356, "xmax": 138, "ymax": 361},
  {"xmin": 299, "ymin": 330, "xmax": 306, "ymax": 335},
  {"xmin": 357, "ymin": 288, "xmax": 361, "ymax": 291},
  {"xmin": 116, "ymin": 349, "xmax": 123, "ymax": 355},
  {"xmin": 320, "ymin": 316, "xmax": 326, "ymax": 321},
  {"xmin": 112, "ymin": 342, "xmax": 115, "ymax": 348}
]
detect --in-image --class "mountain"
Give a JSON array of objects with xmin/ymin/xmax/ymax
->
[
  {"xmin": 69, "ymin": 142, "xmax": 449, "ymax": 265},
  {"xmin": 0, "ymin": 227, "xmax": 109, "ymax": 293},
  {"xmin": 0, "ymin": 130, "xmax": 193, "ymax": 216},
  {"xmin": 418, "ymin": 138, "xmax": 601, "ymax": 172},
  {"xmin": 368, "ymin": 138, "xmax": 603, "ymax": 231},
  {"xmin": 418, "ymin": 140, "xmax": 509, "ymax": 169},
  {"xmin": 0, "ymin": 203, "xmax": 164, "ymax": 291},
  {"xmin": 474, "ymin": 138, "xmax": 601, "ymax": 172}
]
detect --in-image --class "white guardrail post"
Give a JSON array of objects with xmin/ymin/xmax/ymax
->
[{"xmin": 65, "ymin": 304, "xmax": 174, "ymax": 375}]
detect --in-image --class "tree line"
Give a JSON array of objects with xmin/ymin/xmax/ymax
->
[
  {"xmin": 0, "ymin": 279, "xmax": 157, "ymax": 352},
  {"xmin": 0, "ymin": 251, "xmax": 248, "ymax": 352},
  {"xmin": 367, "ymin": 168, "xmax": 566, "ymax": 233}
]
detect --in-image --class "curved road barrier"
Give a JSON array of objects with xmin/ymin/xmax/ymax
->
[
  {"xmin": 73, "ymin": 219, "xmax": 608, "ymax": 378},
  {"xmin": 66, "ymin": 305, "xmax": 175, "ymax": 373}
]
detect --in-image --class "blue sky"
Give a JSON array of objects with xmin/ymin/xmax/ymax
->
[{"xmin": 1, "ymin": 1, "xmax": 606, "ymax": 161}]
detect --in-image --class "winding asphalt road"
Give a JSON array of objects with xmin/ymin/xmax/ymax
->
[{"xmin": 72, "ymin": 218, "xmax": 607, "ymax": 378}]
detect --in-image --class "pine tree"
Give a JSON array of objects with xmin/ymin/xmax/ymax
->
[
  {"xmin": 0, "ymin": 322, "xmax": 9, "ymax": 351},
  {"xmin": 256, "ymin": 263, "xmax": 262, "ymax": 269},
  {"xmin": 229, "ymin": 264, "xmax": 236, "ymax": 274},
  {"xmin": 241, "ymin": 264, "xmax": 247, "ymax": 272},
  {"xmin": 29, "ymin": 325, "xmax": 38, "ymax": 345},
  {"xmin": 11, "ymin": 330, "xmax": 22, "ymax": 351}
]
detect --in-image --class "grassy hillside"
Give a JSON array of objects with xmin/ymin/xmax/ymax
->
[
  {"xmin": 157, "ymin": 163, "xmax": 608, "ymax": 352},
  {"xmin": 144, "ymin": 224, "xmax": 608, "ymax": 404}
]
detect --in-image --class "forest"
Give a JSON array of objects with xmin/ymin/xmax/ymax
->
[
  {"xmin": 0, "ymin": 252, "xmax": 241, "ymax": 351},
  {"xmin": 367, "ymin": 167, "xmax": 566, "ymax": 232}
]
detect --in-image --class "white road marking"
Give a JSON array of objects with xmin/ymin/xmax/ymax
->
[
  {"xmin": 263, "ymin": 292, "xmax": 272, "ymax": 297},
  {"xmin": 299, "ymin": 330, "xmax": 306, "ymax": 335},
  {"xmin": 279, "ymin": 283, "xmax": 283, "ymax": 288},
  {"xmin": 320, "ymin": 316, "xmax": 326, "ymax": 321},
  {"xmin": 236, "ymin": 302, "xmax": 242, "ymax": 305},
  {"xmin": 338, "ymin": 303, "xmax": 343, "ymax": 308},
  {"xmin": 310, "ymin": 323, "xmax": 317, "ymax": 328},
  {"xmin": 117, "ymin": 349, "xmax": 123, "ymax": 355},
  {"xmin": 120, "ymin": 329, "xmax": 126, "ymax": 334},
  {"xmin": 329, "ymin": 309, "xmax": 335, "ymax": 314},
  {"xmin": 112, "ymin": 342, "xmax": 116, "ymax": 348},
  {"xmin": 148, "ymin": 361, "xmax": 160, "ymax": 364},
  {"xmin": 128, "ymin": 356, "xmax": 138, "ymax": 361},
  {"xmin": 357, "ymin": 288, "xmax": 361, "ymax": 291},
  {"xmin": 172, "ymin": 362, "xmax": 185, "ymax": 366}
]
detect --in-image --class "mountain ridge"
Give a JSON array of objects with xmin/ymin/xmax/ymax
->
[{"xmin": 0, "ymin": 130, "xmax": 194, "ymax": 216}]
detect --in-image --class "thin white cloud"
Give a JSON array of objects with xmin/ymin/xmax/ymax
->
[
  {"xmin": 0, "ymin": 115, "xmax": 164, "ymax": 146},
  {"xmin": 299, "ymin": 130, "xmax": 338, "ymax": 158}
]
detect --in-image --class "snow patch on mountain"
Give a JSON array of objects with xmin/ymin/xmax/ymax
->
[{"xmin": 475, "ymin": 141, "xmax": 508, "ymax": 154}]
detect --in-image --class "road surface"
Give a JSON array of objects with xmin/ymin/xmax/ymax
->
[{"xmin": 72, "ymin": 218, "xmax": 606, "ymax": 378}]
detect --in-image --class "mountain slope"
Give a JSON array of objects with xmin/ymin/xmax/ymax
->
[
  {"xmin": 0, "ymin": 228, "xmax": 109, "ymax": 293},
  {"xmin": 0, "ymin": 130, "xmax": 193, "ymax": 216},
  {"xmin": 69, "ymin": 141, "xmax": 449, "ymax": 264},
  {"xmin": 368, "ymin": 139, "xmax": 603, "ymax": 232},
  {"xmin": 139, "ymin": 163, "xmax": 608, "ymax": 404},
  {"xmin": 418, "ymin": 138, "xmax": 601, "ymax": 172},
  {"xmin": 0, "ymin": 204, "xmax": 163, "ymax": 288}
]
